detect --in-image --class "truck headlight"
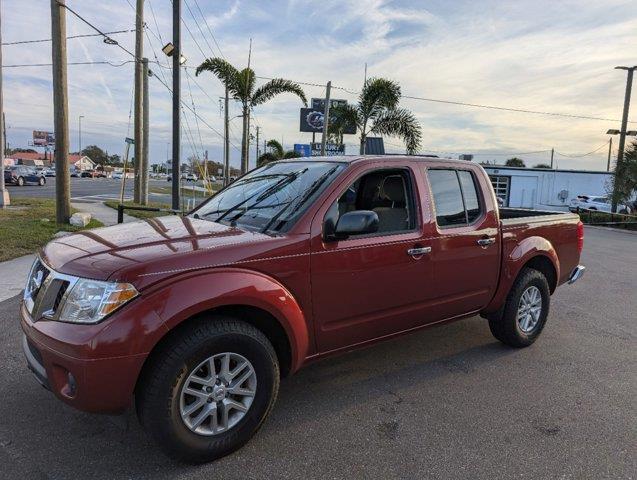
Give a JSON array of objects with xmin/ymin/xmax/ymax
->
[{"xmin": 59, "ymin": 278, "xmax": 138, "ymax": 324}]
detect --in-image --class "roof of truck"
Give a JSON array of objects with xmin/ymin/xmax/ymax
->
[{"xmin": 279, "ymin": 155, "xmax": 471, "ymax": 166}]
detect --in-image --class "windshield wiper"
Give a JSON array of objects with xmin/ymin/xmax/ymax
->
[
  {"xmin": 213, "ymin": 170, "xmax": 306, "ymax": 226},
  {"xmin": 261, "ymin": 165, "xmax": 340, "ymax": 233}
]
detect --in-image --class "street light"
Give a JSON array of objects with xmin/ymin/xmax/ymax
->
[
  {"xmin": 78, "ymin": 115, "xmax": 84, "ymax": 155},
  {"xmin": 161, "ymin": 42, "xmax": 186, "ymax": 65}
]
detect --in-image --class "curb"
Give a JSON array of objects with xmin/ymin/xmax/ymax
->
[{"xmin": 584, "ymin": 225, "xmax": 637, "ymax": 236}]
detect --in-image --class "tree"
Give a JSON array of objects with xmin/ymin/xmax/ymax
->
[
  {"xmin": 608, "ymin": 140, "xmax": 637, "ymax": 208},
  {"xmin": 195, "ymin": 58, "xmax": 307, "ymax": 174},
  {"xmin": 533, "ymin": 163, "xmax": 552, "ymax": 169},
  {"xmin": 505, "ymin": 157, "xmax": 525, "ymax": 167},
  {"xmin": 257, "ymin": 139, "xmax": 300, "ymax": 167},
  {"xmin": 329, "ymin": 77, "xmax": 421, "ymax": 154},
  {"xmin": 80, "ymin": 145, "xmax": 108, "ymax": 164}
]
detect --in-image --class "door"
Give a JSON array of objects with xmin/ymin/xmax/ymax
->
[
  {"xmin": 310, "ymin": 165, "xmax": 434, "ymax": 353},
  {"xmin": 425, "ymin": 168, "xmax": 500, "ymax": 319}
]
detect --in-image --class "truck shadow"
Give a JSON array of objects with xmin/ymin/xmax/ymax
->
[{"xmin": 6, "ymin": 312, "xmax": 518, "ymax": 479}]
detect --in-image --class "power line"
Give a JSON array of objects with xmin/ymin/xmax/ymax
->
[
  {"xmin": 2, "ymin": 29, "xmax": 134, "ymax": 46},
  {"xmin": 555, "ymin": 141, "xmax": 610, "ymax": 158},
  {"xmin": 56, "ymin": 1, "xmax": 136, "ymax": 58},
  {"xmin": 192, "ymin": 0, "xmax": 225, "ymax": 59},
  {"xmin": 184, "ymin": 0, "xmax": 217, "ymax": 60},
  {"xmin": 3, "ymin": 60, "xmax": 135, "ymax": 68}
]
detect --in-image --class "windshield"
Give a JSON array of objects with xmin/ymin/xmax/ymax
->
[{"xmin": 192, "ymin": 161, "xmax": 345, "ymax": 233}]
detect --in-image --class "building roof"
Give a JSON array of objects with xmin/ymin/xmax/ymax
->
[
  {"xmin": 481, "ymin": 165, "xmax": 612, "ymax": 175},
  {"xmin": 6, "ymin": 152, "xmax": 90, "ymax": 165}
]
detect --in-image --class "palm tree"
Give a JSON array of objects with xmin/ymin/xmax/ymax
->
[
  {"xmin": 195, "ymin": 58, "xmax": 307, "ymax": 173},
  {"xmin": 257, "ymin": 139, "xmax": 300, "ymax": 167},
  {"xmin": 329, "ymin": 77, "xmax": 421, "ymax": 154}
]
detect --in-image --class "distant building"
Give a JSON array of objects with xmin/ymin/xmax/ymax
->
[
  {"xmin": 4, "ymin": 151, "xmax": 95, "ymax": 171},
  {"xmin": 482, "ymin": 165, "xmax": 613, "ymax": 211}
]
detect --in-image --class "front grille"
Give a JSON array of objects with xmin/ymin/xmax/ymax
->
[{"xmin": 24, "ymin": 258, "xmax": 74, "ymax": 321}]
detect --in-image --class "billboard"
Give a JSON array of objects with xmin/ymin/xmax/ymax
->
[
  {"xmin": 311, "ymin": 142, "xmax": 345, "ymax": 157},
  {"xmin": 300, "ymin": 99, "xmax": 356, "ymax": 135},
  {"xmin": 33, "ymin": 130, "xmax": 55, "ymax": 147}
]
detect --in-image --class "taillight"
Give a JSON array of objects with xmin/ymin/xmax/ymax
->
[{"xmin": 577, "ymin": 221, "xmax": 584, "ymax": 253}]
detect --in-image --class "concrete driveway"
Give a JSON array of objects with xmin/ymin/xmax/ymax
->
[{"xmin": 0, "ymin": 227, "xmax": 634, "ymax": 479}]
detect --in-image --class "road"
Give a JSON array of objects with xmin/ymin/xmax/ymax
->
[{"xmin": 0, "ymin": 227, "xmax": 635, "ymax": 479}]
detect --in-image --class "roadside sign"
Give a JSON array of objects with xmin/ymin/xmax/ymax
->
[
  {"xmin": 311, "ymin": 142, "xmax": 344, "ymax": 156},
  {"xmin": 125, "ymin": 137, "xmax": 135, "ymax": 144},
  {"xmin": 33, "ymin": 130, "xmax": 55, "ymax": 147},
  {"xmin": 294, "ymin": 144, "xmax": 311, "ymax": 157}
]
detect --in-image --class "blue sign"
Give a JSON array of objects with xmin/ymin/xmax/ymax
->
[{"xmin": 294, "ymin": 143, "xmax": 311, "ymax": 157}]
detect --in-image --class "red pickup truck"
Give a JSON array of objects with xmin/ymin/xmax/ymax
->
[{"xmin": 21, "ymin": 156, "xmax": 585, "ymax": 462}]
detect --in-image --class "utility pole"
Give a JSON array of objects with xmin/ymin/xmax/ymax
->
[
  {"xmin": 0, "ymin": 0, "xmax": 9, "ymax": 208},
  {"xmin": 133, "ymin": 0, "xmax": 144, "ymax": 204},
  {"xmin": 51, "ymin": 0, "xmax": 70, "ymax": 223},
  {"xmin": 141, "ymin": 57, "xmax": 149, "ymax": 205},
  {"xmin": 78, "ymin": 115, "xmax": 84, "ymax": 154},
  {"xmin": 550, "ymin": 148, "xmax": 554, "ymax": 169},
  {"xmin": 611, "ymin": 66, "xmax": 636, "ymax": 213},
  {"xmin": 321, "ymin": 81, "xmax": 331, "ymax": 156},
  {"xmin": 171, "ymin": 0, "xmax": 181, "ymax": 210},
  {"xmin": 255, "ymin": 126, "xmax": 260, "ymax": 165},
  {"xmin": 607, "ymin": 137, "xmax": 613, "ymax": 172},
  {"xmin": 223, "ymin": 85, "xmax": 229, "ymax": 186}
]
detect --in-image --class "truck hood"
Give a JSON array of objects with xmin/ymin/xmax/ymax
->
[{"xmin": 42, "ymin": 216, "xmax": 292, "ymax": 288}]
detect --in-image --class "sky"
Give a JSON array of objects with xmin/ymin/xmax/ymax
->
[{"xmin": 2, "ymin": 0, "xmax": 636, "ymax": 171}]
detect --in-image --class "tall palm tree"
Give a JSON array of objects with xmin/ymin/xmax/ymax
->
[
  {"xmin": 330, "ymin": 77, "xmax": 421, "ymax": 155},
  {"xmin": 195, "ymin": 58, "xmax": 307, "ymax": 173},
  {"xmin": 257, "ymin": 139, "xmax": 300, "ymax": 167}
]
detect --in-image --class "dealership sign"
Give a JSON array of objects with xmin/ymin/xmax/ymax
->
[
  {"xmin": 32, "ymin": 130, "xmax": 55, "ymax": 147},
  {"xmin": 293, "ymin": 143, "xmax": 311, "ymax": 157},
  {"xmin": 299, "ymin": 98, "xmax": 356, "ymax": 135},
  {"xmin": 311, "ymin": 142, "xmax": 345, "ymax": 156}
]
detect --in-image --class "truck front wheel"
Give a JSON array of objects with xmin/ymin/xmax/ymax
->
[
  {"xmin": 488, "ymin": 268, "xmax": 550, "ymax": 347},
  {"xmin": 136, "ymin": 317, "xmax": 280, "ymax": 463}
]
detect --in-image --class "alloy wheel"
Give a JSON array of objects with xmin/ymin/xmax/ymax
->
[{"xmin": 517, "ymin": 285, "xmax": 542, "ymax": 333}]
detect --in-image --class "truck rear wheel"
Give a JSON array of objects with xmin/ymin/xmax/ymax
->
[
  {"xmin": 136, "ymin": 317, "xmax": 280, "ymax": 463},
  {"xmin": 488, "ymin": 267, "xmax": 550, "ymax": 347}
]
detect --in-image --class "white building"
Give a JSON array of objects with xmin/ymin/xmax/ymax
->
[{"xmin": 482, "ymin": 165, "xmax": 613, "ymax": 211}]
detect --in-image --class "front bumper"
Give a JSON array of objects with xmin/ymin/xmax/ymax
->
[
  {"xmin": 20, "ymin": 301, "xmax": 149, "ymax": 414},
  {"xmin": 567, "ymin": 265, "xmax": 586, "ymax": 284}
]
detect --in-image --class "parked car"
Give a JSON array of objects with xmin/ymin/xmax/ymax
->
[
  {"xmin": 111, "ymin": 171, "xmax": 123, "ymax": 180},
  {"xmin": 186, "ymin": 173, "xmax": 198, "ymax": 182},
  {"xmin": 80, "ymin": 170, "xmax": 96, "ymax": 178},
  {"xmin": 569, "ymin": 194, "xmax": 632, "ymax": 214},
  {"xmin": 42, "ymin": 168, "xmax": 56, "ymax": 177},
  {"xmin": 4, "ymin": 165, "xmax": 46, "ymax": 186},
  {"xmin": 70, "ymin": 170, "xmax": 80, "ymax": 177},
  {"xmin": 21, "ymin": 156, "xmax": 585, "ymax": 462}
]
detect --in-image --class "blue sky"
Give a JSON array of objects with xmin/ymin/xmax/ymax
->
[{"xmin": 2, "ymin": 0, "xmax": 636, "ymax": 170}]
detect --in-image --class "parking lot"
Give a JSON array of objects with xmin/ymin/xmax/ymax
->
[{"xmin": 0, "ymin": 226, "xmax": 634, "ymax": 480}]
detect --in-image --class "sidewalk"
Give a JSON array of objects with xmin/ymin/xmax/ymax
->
[
  {"xmin": 71, "ymin": 201, "xmax": 135, "ymax": 226},
  {"xmin": 0, "ymin": 254, "xmax": 34, "ymax": 302}
]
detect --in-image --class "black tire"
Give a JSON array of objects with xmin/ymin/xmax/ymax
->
[
  {"xmin": 17, "ymin": 176, "xmax": 24, "ymax": 186},
  {"xmin": 137, "ymin": 317, "xmax": 280, "ymax": 463},
  {"xmin": 488, "ymin": 268, "xmax": 550, "ymax": 348},
  {"xmin": 38, "ymin": 176, "xmax": 45, "ymax": 186}
]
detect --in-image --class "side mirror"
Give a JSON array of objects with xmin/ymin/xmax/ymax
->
[{"xmin": 326, "ymin": 210, "xmax": 379, "ymax": 241}]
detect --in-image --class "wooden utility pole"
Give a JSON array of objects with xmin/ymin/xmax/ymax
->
[
  {"xmin": 51, "ymin": 0, "xmax": 71, "ymax": 223},
  {"xmin": 607, "ymin": 137, "xmax": 613, "ymax": 172},
  {"xmin": 611, "ymin": 66, "xmax": 635, "ymax": 212},
  {"xmin": 171, "ymin": 0, "xmax": 181, "ymax": 210},
  {"xmin": 550, "ymin": 148, "xmax": 554, "ymax": 169},
  {"xmin": 133, "ymin": 0, "xmax": 144, "ymax": 204},
  {"xmin": 320, "ymin": 81, "xmax": 331, "ymax": 156},
  {"xmin": 0, "ymin": 0, "xmax": 9, "ymax": 208},
  {"xmin": 141, "ymin": 57, "xmax": 149, "ymax": 205},
  {"xmin": 223, "ymin": 85, "xmax": 229, "ymax": 186}
]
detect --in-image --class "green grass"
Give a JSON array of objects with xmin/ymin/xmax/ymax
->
[
  {"xmin": 104, "ymin": 200, "xmax": 175, "ymax": 219},
  {"xmin": 150, "ymin": 185, "xmax": 213, "ymax": 198},
  {"xmin": 0, "ymin": 198, "xmax": 103, "ymax": 262}
]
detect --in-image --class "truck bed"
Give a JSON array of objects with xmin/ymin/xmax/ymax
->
[{"xmin": 499, "ymin": 207, "xmax": 578, "ymax": 223}]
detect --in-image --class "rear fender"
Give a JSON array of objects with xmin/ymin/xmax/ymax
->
[
  {"xmin": 145, "ymin": 268, "xmax": 309, "ymax": 373},
  {"xmin": 483, "ymin": 236, "xmax": 559, "ymax": 314}
]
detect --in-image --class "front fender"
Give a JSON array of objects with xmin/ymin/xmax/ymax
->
[
  {"xmin": 145, "ymin": 268, "xmax": 310, "ymax": 373},
  {"xmin": 483, "ymin": 236, "xmax": 560, "ymax": 314}
]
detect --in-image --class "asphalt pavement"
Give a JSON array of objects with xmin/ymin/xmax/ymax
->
[{"xmin": 0, "ymin": 227, "xmax": 635, "ymax": 479}]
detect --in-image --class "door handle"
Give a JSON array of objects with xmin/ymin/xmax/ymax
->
[
  {"xmin": 407, "ymin": 246, "xmax": 432, "ymax": 257},
  {"xmin": 477, "ymin": 237, "xmax": 496, "ymax": 247}
]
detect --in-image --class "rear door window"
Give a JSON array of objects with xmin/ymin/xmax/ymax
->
[{"xmin": 428, "ymin": 169, "xmax": 483, "ymax": 228}]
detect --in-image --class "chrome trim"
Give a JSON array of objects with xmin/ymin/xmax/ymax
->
[
  {"xmin": 568, "ymin": 265, "xmax": 585, "ymax": 284},
  {"xmin": 407, "ymin": 246, "xmax": 432, "ymax": 257}
]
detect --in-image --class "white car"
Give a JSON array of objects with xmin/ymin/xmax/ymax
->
[
  {"xmin": 111, "ymin": 172, "xmax": 123, "ymax": 180},
  {"xmin": 569, "ymin": 194, "xmax": 632, "ymax": 214},
  {"xmin": 185, "ymin": 173, "xmax": 198, "ymax": 182}
]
